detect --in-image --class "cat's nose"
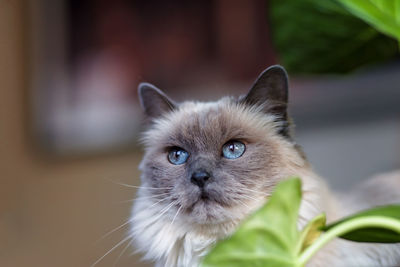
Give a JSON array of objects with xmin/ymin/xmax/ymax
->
[{"xmin": 190, "ymin": 170, "xmax": 210, "ymax": 188}]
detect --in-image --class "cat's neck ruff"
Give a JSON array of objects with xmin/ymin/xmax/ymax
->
[
  {"xmin": 131, "ymin": 193, "xmax": 240, "ymax": 267},
  {"xmin": 131, "ymin": 170, "xmax": 330, "ymax": 267}
]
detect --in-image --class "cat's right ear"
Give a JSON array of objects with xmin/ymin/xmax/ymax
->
[
  {"xmin": 138, "ymin": 83, "xmax": 176, "ymax": 119},
  {"xmin": 241, "ymin": 65, "xmax": 290, "ymax": 137},
  {"xmin": 241, "ymin": 65, "xmax": 288, "ymax": 111}
]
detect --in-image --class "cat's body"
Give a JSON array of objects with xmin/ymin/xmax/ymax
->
[{"xmin": 131, "ymin": 66, "xmax": 400, "ymax": 266}]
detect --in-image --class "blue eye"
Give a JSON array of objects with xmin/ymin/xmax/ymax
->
[
  {"xmin": 222, "ymin": 141, "xmax": 246, "ymax": 159},
  {"xmin": 168, "ymin": 147, "xmax": 189, "ymax": 165}
]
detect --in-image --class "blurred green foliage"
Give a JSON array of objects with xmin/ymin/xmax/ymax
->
[
  {"xmin": 337, "ymin": 0, "xmax": 400, "ymax": 45},
  {"xmin": 269, "ymin": 0, "xmax": 399, "ymax": 74}
]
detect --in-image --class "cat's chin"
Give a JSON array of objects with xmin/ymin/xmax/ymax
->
[
  {"xmin": 185, "ymin": 204, "xmax": 225, "ymax": 225},
  {"xmin": 181, "ymin": 194, "xmax": 237, "ymax": 225}
]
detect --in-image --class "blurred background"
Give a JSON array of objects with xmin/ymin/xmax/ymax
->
[{"xmin": 1, "ymin": 0, "xmax": 399, "ymax": 266}]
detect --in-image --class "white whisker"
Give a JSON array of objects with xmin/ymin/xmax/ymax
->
[
  {"xmin": 148, "ymin": 196, "xmax": 171, "ymax": 208},
  {"xmin": 152, "ymin": 201, "xmax": 178, "ymax": 222},
  {"xmin": 97, "ymin": 218, "xmax": 134, "ymax": 242},
  {"xmin": 112, "ymin": 237, "xmax": 134, "ymax": 267},
  {"xmin": 240, "ymin": 194, "xmax": 259, "ymax": 202},
  {"xmin": 236, "ymin": 199, "xmax": 251, "ymax": 209},
  {"xmin": 101, "ymin": 196, "xmax": 169, "ymax": 242},
  {"xmin": 169, "ymin": 205, "xmax": 182, "ymax": 230},
  {"xmin": 104, "ymin": 178, "xmax": 173, "ymax": 190},
  {"xmin": 131, "ymin": 196, "xmax": 173, "ymax": 217},
  {"xmin": 91, "ymin": 234, "xmax": 133, "ymax": 267},
  {"xmin": 118, "ymin": 192, "xmax": 170, "ymax": 203},
  {"xmin": 240, "ymin": 187, "xmax": 270, "ymax": 196}
]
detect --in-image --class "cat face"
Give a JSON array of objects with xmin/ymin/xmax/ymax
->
[{"xmin": 137, "ymin": 66, "xmax": 299, "ymax": 225}]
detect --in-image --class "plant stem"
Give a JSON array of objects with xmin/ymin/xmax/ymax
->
[{"xmin": 298, "ymin": 216, "xmax": 400, "ymax": 266}]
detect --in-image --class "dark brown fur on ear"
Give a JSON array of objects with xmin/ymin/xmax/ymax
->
[
  {"xmin": 241, "ymin": 65, "xmax": 290, "ymax": 137},
  {"xmin": 138, "ymin": 83, "xmax": 176, "ymax": 119}
]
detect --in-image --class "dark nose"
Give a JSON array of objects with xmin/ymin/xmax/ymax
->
[{"xmin": 190, "ymin": 170, "xmax": 210, "ymax": 188}]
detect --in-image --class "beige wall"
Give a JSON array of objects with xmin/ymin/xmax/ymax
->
[{"xmin": 0, "ymin": 1, "xmax": 150, "ymax": 266}]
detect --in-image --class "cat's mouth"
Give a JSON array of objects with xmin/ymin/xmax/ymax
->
[
  {"xmin": 190, "ymin": 191, "xmax": 211, "ymax": 206},
  {"xmin": 199, "ymin": 189, "xmax": 210, "ymax": 200},
  {"xmin": 183, "ymin": 188, "xmax": 230, "ymax": 217},
  {"xmin": 197, "ymin": 187, "xmax": 222, "ymax": 203}
]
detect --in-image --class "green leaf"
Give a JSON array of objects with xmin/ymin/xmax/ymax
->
[
  {"xmin": 202, "ymin": 177, "xmax": 400, "ymax": 267},
  {"xmin": 323, "ymin": 205, "xmax": 400, "ymax": 243},
  {"xmin": 337, "ymin": 0, "xmax": 400, "ymax": 43},
  {"xmin": 201, "ymin": 178, "xmax": 302, "ymax": 267},
  {"xmin": 297, "ymin": 214, "xmax": 326, "ymax": 253},
  {"xmin": 269, "ymin": 0, "xmax": 399, "ymax": 74}
]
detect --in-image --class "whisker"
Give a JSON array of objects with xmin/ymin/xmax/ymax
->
[
  {"xmin": 159, "ymin": 201, "xmax": 177, "ymax": 216},
  {"xmin": 236, "ymin": 199, "xmax": 251, "ymax": 209},
  {"xmin": 169, "ymin": 205, "xmax": 182, "ymax": 230},
  {"xmin": 97, "ymin": 218, "xmax": 134, "ymax": 242},
  {"xmin": 148, "ymin": 196, "xmax": 172, "ymax": 209},
  {"xmin": 105, "ymin": 197, "xmax": 173, "ymax": 243},
  {"xmin": 104, "ymin": 178, "xmax": 173, "ymax": 190},
  {"xmin": 240, "ymin": 187, "xmax": 269, "ymax": 196},
  {"xmin": 152, "ymin": 201, "xmax": 178, "ymax": 222},
  {"xmin": 118, "ymin": 192, "xmax": 170, "ymax": 203},
  {"xmin": 130, "ymin": 196, "xmax": 173, "ymax": 217},
  {"xmin": 112, "ymin": 236, "xmax": 134, "ymax": 267},
  {"xmin": 140, "ymin": 186, "xmax": 174, "ymax": 190},
  {"xmin": 240, "ymin": 194, "xmax": 259, "ymax": 202},
  {"xmin": 166, "ymin": 205, "xmax": 182, "ymax": 237},
  {"xmin": 91, "ymin": 234, "xmax": 133, "ymax": 267}
]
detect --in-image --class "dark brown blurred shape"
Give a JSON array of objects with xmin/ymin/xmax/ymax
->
[{"xmin": 69, "ymin": 0, "xmax": 275, "ymax": 87}]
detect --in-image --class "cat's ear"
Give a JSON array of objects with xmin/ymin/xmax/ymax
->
[
  {"xmin": 138, "ymin": 83, "xmax": 176, "ymax": 119},
  {"xmin": 242, "ymin": 65, "xmax": 288, "ymax": 110},
  {"xmin": 241, "ymin": 65, "xmax": 290, "ymax": 136}
]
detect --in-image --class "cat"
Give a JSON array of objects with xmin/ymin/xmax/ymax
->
[{"xmin": 130, "ymin": 65, "xmax": 400, "ymax": 267}]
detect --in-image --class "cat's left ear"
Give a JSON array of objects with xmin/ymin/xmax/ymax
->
[
  {"xmin": 138, "ymin": 83, "xmax": 177, "ymax": 119},
  {"xmin": 241, "ymin": 65, "xmax": 289, "ymax": 136}
]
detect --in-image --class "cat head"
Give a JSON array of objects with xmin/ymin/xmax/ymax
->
[{"xmin": 137, "ymin": 65, "xmax": 306, "ymax": 226}]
